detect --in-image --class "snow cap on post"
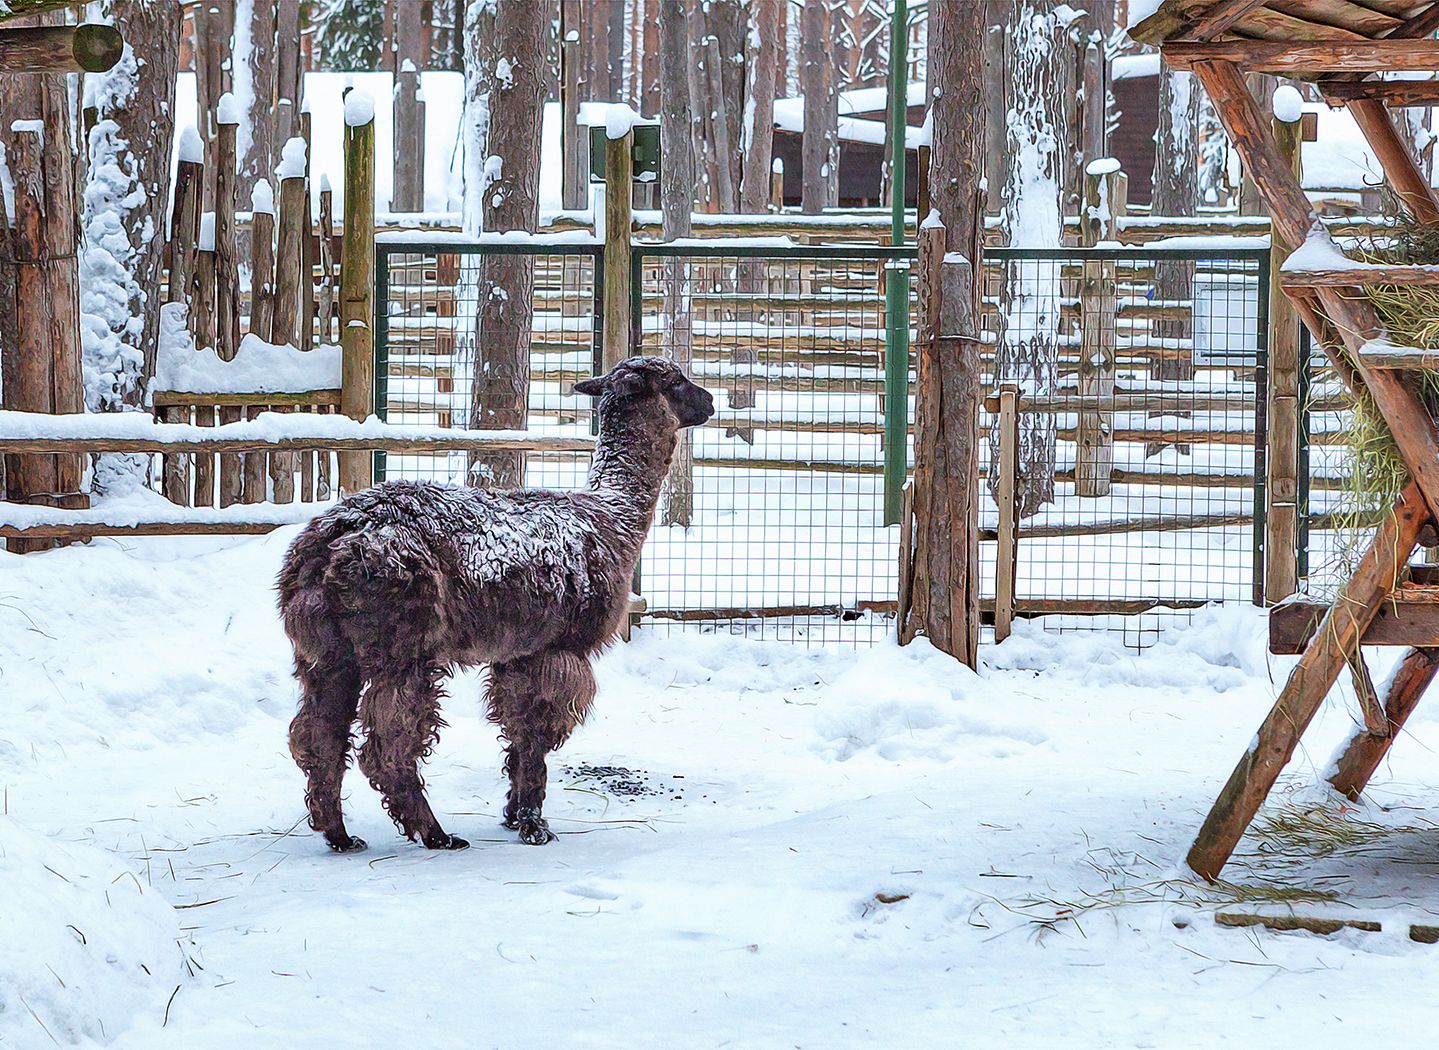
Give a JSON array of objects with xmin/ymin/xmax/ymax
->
[
  {"xmin": 605, "ymin": 103, "xmax": 641, "ymax": 140},
  {"xmin": 1272, "ymin": 85, "xmax": 1304, "ymax": 125},
  {"xmin": 772, "ymin": 157, "xmax": 784, "ymax": 174},
  {"xmin": 251, "ymin": 179, "xmax": 274, "ymax": 216},
  {"xmin": 344, "ymin": 89, "xmax": 376, "ymax": 127},
  {"xmin": 217, "ymin": 92, "xmax": 241, "ymax": 126},
  {"xmin": 178, "ymin": 126, "xmax": 204, "ymax": 164},
  {"xmin": 276, "ymin": 137, "xmax": 307, "ymax": 180},
  {"xmin": 1086, "ymin": 157, "xmax": 1122, "ymax": 177}
]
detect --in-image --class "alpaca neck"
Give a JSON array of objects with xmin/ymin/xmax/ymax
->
[{"xmin": 586, "ymin": 408, "xmax": 676, "ymax": 537}]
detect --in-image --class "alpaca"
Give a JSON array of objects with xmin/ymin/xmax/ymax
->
[{"xmin": 277, "ymin": 356, "xmax": 714, "ymax": 851}]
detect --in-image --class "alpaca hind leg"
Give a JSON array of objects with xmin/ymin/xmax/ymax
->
[
  {"xmin": 288, "ymin": 659, "xmax": 365, "ymax": 852},
  {"xmin": 487, "ymin": 652, "xmax": 595, "ymax": 846},
  {"xmin": 356, "ymin": 663, "xmax": 467, "ymax": 850}
]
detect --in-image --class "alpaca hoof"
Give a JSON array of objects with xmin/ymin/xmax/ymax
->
[
  {"xmin": 327, "ymin": 834, "xmax": 368, "ymax": 854},
  {"xmin": 514, "ymin": 809, "xmax": 555, "ymax": 845},
  {"xmin": 424, "ymin": 832, "xmax": 470, "ymax": 851}
]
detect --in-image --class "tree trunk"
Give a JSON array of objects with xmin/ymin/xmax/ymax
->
[
  {"xmin": 687, "ymin": 3, "xmax": 715, "ymax": 211},
  {"xmin": 464, "ymin": 0, "xmax": 546, "ymax": 490},
  {"xmin": 393, "ymin": 0, "xmax": 424, "ymax": 211},
  {"xmin": 990, "ymin": 0, "xmax": 1068, "ymax": 518},
  {"xmin": 82, "ymin": 0, "xmax": 181, "ymax": 412},
  {"xmin": 708, "ymin": 0, "xmax": 745, "ymax": 213},
  {"xmin": 904, "ymin": 0, "xmax": 985, "ymax": 665},
  {"xmin": 0, "ymin": 10, "xmax": 87, "ymax": 546},
  {"xmin": 800, "ymin": 0, "xmax": 837, "ymax": 213},
  {"xmin": 236, "ymin": 0, "xmax": 275, "ymax": 192},
  {"xmin": 981, "ymin": 0, "xmax": 1010, "ymax": 215},
  {"xmin": 1151, "ymin": 62, "xmax": 1198, "ymax": 384},
  {"xmin": 659, "ymin": 0, "xmax": 695, "ymax": 526},
  {"xmin": 739, "ymin": 0, "xmax": 780, "ymax": 214}
]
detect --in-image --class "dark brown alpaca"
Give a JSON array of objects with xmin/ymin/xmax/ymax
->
[{"xmin": 277, "ymin": 357, "xmax": 714, "ymax": 851}]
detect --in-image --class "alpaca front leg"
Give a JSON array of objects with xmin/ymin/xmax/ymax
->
[
  {"xmin": 289, "ymin": 660, "xmax": 365, "ymax": 853},
  {"xmin": 487, "ymin": 652, "xmax": 596, "ymax": 846},
  {"xmin": 357, "ymin": 664, "xmax": 468, "ymax": 850}
]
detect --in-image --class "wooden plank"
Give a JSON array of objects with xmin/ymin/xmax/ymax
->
[
  {"xmin": 1214, "ymin": 913, "xmax": 1382, "ymax": 936},
  {"xmin": 0, "ymin": 431, "xmax": 596, "ymax": 455},
  {"xmin": 1329, "ymin": 646, "xmax": 1439, "ymax": 798},
  {"xmin": 994, "ymin": 386, "xmax": 1019, "ymax": 644},
  {"xmin": 151, "ymin": 389, "xmax": 340, "ymax": 408},
  {"xmin": 1357, "ymin": 343, "xmax": 1439, "ymax": 369},
  {"xmin": 1164, "ymin": 39, "xmax": 1439, "ymax": 74},
  {"xmin": 1187, "ymin": 482, "xmax": 1427, "ymax": 881}
]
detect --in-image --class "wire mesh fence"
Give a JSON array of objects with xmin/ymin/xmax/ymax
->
[
  {"xmin": 982, "ymin": 246, "xmax": 1270, "ymax": 647},
  {"xmin": 375, "ymin": 241, "xmax": 601, "ymax": 491},
  {"xmin": 374, "ymin": 239, "xmax": 1277, "ymax": 649}
]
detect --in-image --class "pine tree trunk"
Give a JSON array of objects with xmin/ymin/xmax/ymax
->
[
  {"xmin": 1151, "ymin": 63, "xmax": 1198, "ymax": 384},
  {"xmin": 237, "ymin": 0, "xmax": 275, "ymax": 192},
  {"xmin": 990, "ymin": 0, "xmax": 1068, "ymax": 519},
  {"xmin": 464, "ymin": 0, "xmax": 546, "ymax": 490},
  {"xmin": 84, "ymin": 0, "xmax": 182, "ymax": 410},
  {"xmin": 905, "ymin": 0, "xmax": 985, "ymax": 665},
  {"xmin": 739, "ymin": 0, "xmax": 780, "ymax": 214},
  {"xmin": 800, "ymin": 0, "xmax": 837, "ymax": 213},
  {"xmin": 660, "ymin": 0, "xmax": 695, "ymax": 526}
]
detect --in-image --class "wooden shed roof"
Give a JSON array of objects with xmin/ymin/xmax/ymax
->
[{"xmin": 1130, "ymin": 0, "xmax": 1439, "ymax": 47}]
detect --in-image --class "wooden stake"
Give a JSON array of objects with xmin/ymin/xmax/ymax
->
[
  {"xmin": 271, "ymin": 170, "xmax": 306, "ymax": 348},
  {"xmin": 215, "ymin": 117, "xmax": 240, "ymax": 360},
  {"xmin": 603, "ymin": 126, "xmax": 634, "ymax": 368},
  {"xmin": 339, "ymin": 108, "xmax": 376, "ymax": 493},
  {"xmin": 994, "ymin": 385, "xmax": 1019, "ymax": 644}
]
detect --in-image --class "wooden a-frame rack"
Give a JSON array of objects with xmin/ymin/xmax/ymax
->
[{"xmin": 1131, "ymin": 0, "xmax": 1439, "ymax": 881}]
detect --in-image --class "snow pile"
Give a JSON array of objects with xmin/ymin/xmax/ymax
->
[
  {"xmin": 275, "ymin": 136, "xmax": 307, "ymax": 181},
  {"xmin": 177, "ymin": 126, "xmax": 203, "ymax": 164},
  {"xmin": 250, "ymin": 178, "xmax": 274, "ymax": 215},
  {"xmin": 343, "ymin": 88, "xmax": 375, "ymax": 127},
  {"xmin": 1272, "ymin": 85, "xmax": 1304, "ymax": 124},
  {"xmin": 216, "ymin": 91, "xmax": 241, "ymax": 126},
  {"xmin": 154, "ymin": 321, "xmax": 340, "ymax": 394},
  {"xmin": 0, "ymin": 817, "xmax": 182, "ymax": 1048}
]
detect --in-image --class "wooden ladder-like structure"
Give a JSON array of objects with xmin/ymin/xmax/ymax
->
[{"xmin": 1131, "ymin": 0, "xmax": 1439, "ymax": 880}]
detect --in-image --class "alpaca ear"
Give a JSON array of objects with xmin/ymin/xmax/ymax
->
[{"xmin": 572, "ymin": 376, "xmax": 607, "ymax": 397}]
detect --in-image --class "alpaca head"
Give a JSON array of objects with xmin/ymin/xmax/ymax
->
[{"xmin": 573, "ymin": 356, "xmax": 715, "ymax": 430}]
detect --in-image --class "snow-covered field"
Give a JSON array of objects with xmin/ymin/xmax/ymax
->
[{"xmin": 5, "ymin": 532, "xmax": 1439, "ymax": 1048}]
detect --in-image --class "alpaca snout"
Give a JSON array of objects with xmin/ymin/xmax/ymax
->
[{"xmin": 682, "ymin": 386, "xmax": 716, "ymax": 428}]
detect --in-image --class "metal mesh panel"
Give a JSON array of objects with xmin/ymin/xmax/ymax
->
[
  {"xmin": 376, "ymin": 244, "xmax": 600, "ymax": 490},
  {"xmin": 983, "ymin": 247, "xmax": 1269, "ymax": 647},
  {"xmin": 633, "ymin": 246, "xmax": 910, "ymax": 645}
]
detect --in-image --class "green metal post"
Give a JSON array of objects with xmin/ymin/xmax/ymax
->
[{"xmin": 882, "ymin": 0, "xmax": 909, "ymax": 526}]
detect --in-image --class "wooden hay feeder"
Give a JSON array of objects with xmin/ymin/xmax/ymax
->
[{"xmin": 1131, "ymin": 0, "xmax": 1439, "ymax": 882}]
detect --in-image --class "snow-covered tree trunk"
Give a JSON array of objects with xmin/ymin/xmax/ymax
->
[
  {"xmin": 1150, "ymin": 62, "xmax": 1198, "ymax": 384},
  {"xmin": 740, "ymin": 0, "xmax": 780, "ymax": 214},
  {"xmin": 81, "ymin": 0, "xmax": 182, "ymax": 419},
  {"xmin": 463, "ymin": 0, "xmax": 547, "ymax": 490},
  {"xmin": 659, "ymin": 0, "xmax": 696, "ymax": 525},
  {"xmin": 235, "ymin": 0, "xmax": 275, "ymax": 192},
  {"xmin": 991, "ymin": 0, "xmax": 1071, "ymax": 518},
  {"xmin": 800, "ymin": 0, "xmax": 837, "ymax": 213}
]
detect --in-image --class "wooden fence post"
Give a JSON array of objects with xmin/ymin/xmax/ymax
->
[
  {"xmin": 561, "ymin": 19, "xmax": 584, "ymax": 210},
  {"xmin": 1075, "ymin": 160, "xmax": 1124, "ymax": 497},
  {"xmin": 316, "ymin": 176, "xmax": 336, "ymax": 343},
  {"xmin": 215, "ymin": 101, "xmax": 243, "ymax": 506},
  {"xmin": 1266, "ymin": 107, "xmax": 1303, "ymax": 602},
  {"xmin": 272, "ymin": 138, "xmax": 307, "ymax": 349},
  {"xmin": 339, "ymin": 97, "xmax": 376, "ymax": 494},
  {"xmin": 603, "ymin": 125, "xmax": 633, "ymax": 368},
  {"xmin": 770, "ymin": 157, "xmax": 784, "ymax": 212},
  {"xmin": 994, "ymin": 384, "xmax": 1020, "ymax": 643}
]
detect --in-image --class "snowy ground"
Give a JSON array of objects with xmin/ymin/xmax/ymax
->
[{"xmin": 5, "ymin": 532, "xmax": 1439, "ymax": 1049}]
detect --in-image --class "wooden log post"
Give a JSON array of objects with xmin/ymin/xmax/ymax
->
[
  {"xmin": 316, "ymin": 178, "xmax": 336, "ymax": 343},
  {"xmin": 560, "ymin": 19, "xmax": 584, "ymax": 211},
  {"xmin": 1075, "ymin": 162, "xmax": 1124, "ymax": 497},
  {"xmin": 300, "ymin": 104, "xmax": 316, "ymax": 351},
  {"xmin": 272, "ymin": 139, "xmax": 307, "ymax": 349},
  {"xmin": 249, "ymin": 181, "xmax": 276, "ymax": 340},
  {"xmin": 900, "ymin": 221, "xmax": 982, "ymax": 665},
  {"xmin": 392, "ymin": 0, "xmax": 424, "ymax": 212},
  {"xmin": 215, "ymin": 106, "xmax": 243, "ymax": 506},
  {"xmin": 994, "ymin": 384, "xmax": 1020, "ymax": 644},
  {"xmin": 0, "ymin": 22, "xmax": 123, "ymax": 73},
  {"xmin": 770, "ymin": 157, "xmax": 784, "ymax": 212},
  {"xmin": 339, "ymin": 99, "xmax": 376, "ymax": 494},
  {"xmin": 603, "ymin": 126, "xmax": 634, "ymax": 368},
  {"xmin": 1266, "ymin": 102, "xmax": 1303, "ymax": 603},
  {"xmin": 168, "ymin": 138, "xmax": 203, "ymax": 307}
]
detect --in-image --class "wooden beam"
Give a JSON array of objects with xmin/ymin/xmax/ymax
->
[
  {"xmin": 0, "ymin": 1, "xmax": 92, "ymax": 25},
  {"xmin": 1348, "ymin": 97, "xmax": 1439, "ymax": 225},
  {"xmin": 1394, "ymin": 2, "xmax": 1439, "ymax": 41},
  {"xmin": 0, "ymin": 433, "xmax": 596, "ymax": 455},
  {"xmin": 1282, "ymin": 264, "xmax": 1439, "ymax": 287},
  {"xmin": 0, "ymin": 23, "xmax": 122, "ymax": 73},
  {"xmin": 1320, "ymin": 79, "xmax": 1439, "ymax": 106},
  {"xmin": 1272, "ymin": 588, "xmax": 1439, "ymax": 652},
  {"xmin": 1329, "ymin": 646, "xmax": 1439, "ymax": 799},
  {"xmin": 1357, "ymin": 343, "xmax": 1439, "ymax": 370},
  {"xmin": 1186, "ymin": 483, "xmax": 1428, "ymax": 881},
  {"xmin": 1183, "ymin": 0, "xmax": 1269, "ymax": 41},
  {"xmin": 1164, "ymin": 39, "xmax": 1439, "ymax": 74}
]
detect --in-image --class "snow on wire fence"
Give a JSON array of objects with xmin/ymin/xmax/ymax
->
[{"xmin": 372, "ymin": 238, "xmax": 1284, "ymax": 648}]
